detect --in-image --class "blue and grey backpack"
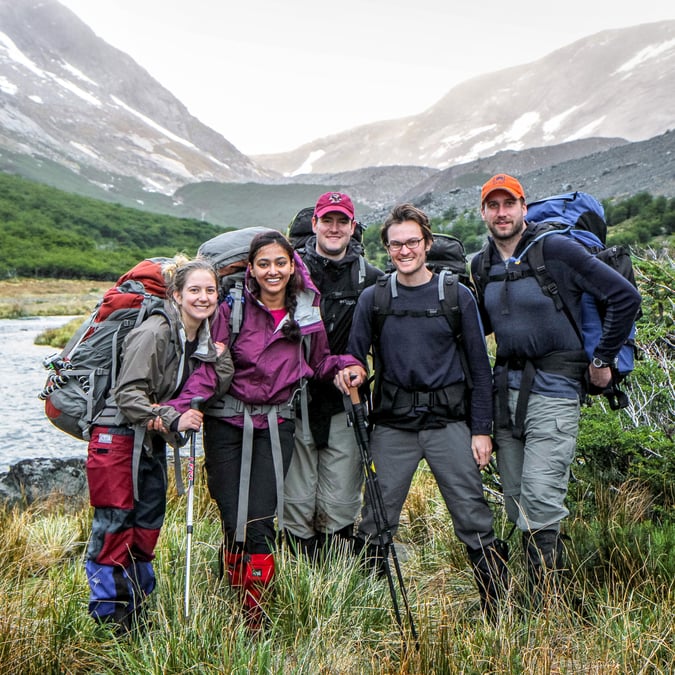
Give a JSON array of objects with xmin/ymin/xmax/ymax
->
[{"xmin": 474, "ymin": 191, "xmax": 641, "ymax": 409}]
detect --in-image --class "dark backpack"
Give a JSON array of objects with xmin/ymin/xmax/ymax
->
[
  {"xmin": 426, "ymin": 232, "xmax": 471, "ymax": 286},
  {"xmin": 370, "ymin": 271, "xmax": 473, "ymax": 411},
  {"xmin": 473, "ymin": 191, "xmax": 640, "ymax": 409},
  {"xmin": 288, "ymin": 205, "xmax": 368, "ymax": 301},
  {"xmin": 40, "ymin": 258, "xmax": 170, "ymax": 440}
]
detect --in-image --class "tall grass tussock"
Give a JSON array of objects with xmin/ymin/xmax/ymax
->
[
  {"xmin": 2, "ymin": 248, "xmax": 673, "ymax": 673},
  {"xmin": 1, "ymin": 463, "xmax": 673, "ymax": 674}
]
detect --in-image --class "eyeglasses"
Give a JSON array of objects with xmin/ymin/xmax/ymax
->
[{"xmin": 386, "ymin": 237, "xmax": 424, "ymax": 252}]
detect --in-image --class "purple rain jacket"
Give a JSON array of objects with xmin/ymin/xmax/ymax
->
[{"xmin": 167, "ymin": 252, "xmax": 363, "ymax": 429}]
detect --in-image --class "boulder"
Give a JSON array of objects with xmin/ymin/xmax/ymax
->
[{"xmin": 0, "ymin": 457, "xmax": 88, "ymax": 508}]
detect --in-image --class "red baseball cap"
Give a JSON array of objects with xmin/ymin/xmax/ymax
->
[
  {"xmin": 314, "ymin": 192, "xmax": 355, "ymax": 219},
  {"xmin": 481, "ymin": 174, "xmax": 526, "ymax": 204}
]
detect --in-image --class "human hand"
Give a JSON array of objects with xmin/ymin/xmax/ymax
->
[
  {"xmin": 471, "ymin": 434, "xmax": 493, "ymax": 470},
  {"xmin": 334, "ymin": 365, "xmax": 366, "ymax": 395},
  {"xmin": 147, "ymin": 404, "xmax": 166, "ymax": 432},
  {"xmin": 176, "ymin": 408, "xmax": 204, "ymax": 432},
  {"xmin": 588, "ymin": 364, "xmax": 612, "ymax": 389}
]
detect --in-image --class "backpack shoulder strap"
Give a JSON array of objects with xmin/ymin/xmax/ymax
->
[
  {"xmin": 520, "ymin": 231, "xmax": 584, "ymax": 345},
  {"xmin": 438, "ymin": 271, "xmax": 473, "ymax": 390},
  {"xmin": 227, "ymin": 282, "xmax": 245, "ymax": 347},
  {"xmin": 356, "ymin": 254, "xmax": 366, "ymax": 288},
  {"xmin": 371, "ymin": 272, "xmax": 396, "ymax": 344},
  {"xmin": 471, "ymin": 242, "xmax": 491, "ymax": 304}
]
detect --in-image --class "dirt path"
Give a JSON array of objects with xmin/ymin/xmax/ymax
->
[{"xmin": 0, "ymin": 278, "xmax": 111, "ymax": 317}]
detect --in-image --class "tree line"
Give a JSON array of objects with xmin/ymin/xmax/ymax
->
[{"xmin": 1, "ymin": 170, "xmax": 674, "ymax": 279}]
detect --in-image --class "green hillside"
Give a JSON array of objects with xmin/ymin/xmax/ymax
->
[
  {"xmin": 0, "ymin": 172, "xmax": 368, "ymax": 280},
  {"xmin": 0, "ymin": 172, "xmax": 230, "ymax": 280},
  {"xmin": 0, "ymin": 152, "xmax": 352, "ymax": 230}
]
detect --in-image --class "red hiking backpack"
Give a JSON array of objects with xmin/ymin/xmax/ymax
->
[{"xmin": 39, "ymin": 258, "xmax": 170, "ymax": 440}]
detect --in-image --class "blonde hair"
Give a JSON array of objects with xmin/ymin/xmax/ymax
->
[{"xmin": 163, "ymin": 255, "xmax": 217, "ymax": 297}]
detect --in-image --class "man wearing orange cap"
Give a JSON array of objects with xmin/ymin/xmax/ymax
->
[{"xmin": 471, "ymin": 174, "xmax": 641, "ymax": 608}]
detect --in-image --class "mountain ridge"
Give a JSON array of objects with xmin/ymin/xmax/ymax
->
[
  {"xmin": 0, "ymin": 2, "xmax": 672, "ymax": 230},
  {"xmin": 253, "ymin": 21, "xmax": 675, "ymax": 176}
]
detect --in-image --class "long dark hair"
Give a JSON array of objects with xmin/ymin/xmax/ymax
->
[{"xmin": 247, "ymin": 230, "xmax": 302, "ymax": 342}]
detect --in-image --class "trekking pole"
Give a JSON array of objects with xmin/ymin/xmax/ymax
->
[
  {"xmin": 344, "ymin": 385, "xmax": 419, "ymax": 651},
  {"xmin": 184, "ymin": 396, "xmax": 205, "ymax": 619}
]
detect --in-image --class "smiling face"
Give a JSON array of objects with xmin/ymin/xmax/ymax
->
[
  {"xmin": 481, "ymin": 189, "xmax": 528, "ymax": 244},
  {"xmin": 386, "ymin": 221, "xmax": 432, "ymax": 286},
  {"xmin": 173, "ymin": 268, "xmax": 219, "ymax": 335},
  {"xmin": 249, "ymin": 242, "xmax": 295, "ymax": 308},
  {"xmin": 312, "ymin": 211, "xmax": 355, "ymax": 260}
]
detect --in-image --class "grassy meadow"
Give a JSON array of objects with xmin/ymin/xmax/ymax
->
[
  {"xmin": 2, "ymin": 249, "xmax": 673, "ymax": 673},
  {"xmin": 1, "ymin": 464, "xmax": 673, "ymax": 674}
]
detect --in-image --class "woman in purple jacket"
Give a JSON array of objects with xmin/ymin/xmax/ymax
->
[{"xmin": 173, "ymin": 230, "xmax": 365, "ymax": 627}]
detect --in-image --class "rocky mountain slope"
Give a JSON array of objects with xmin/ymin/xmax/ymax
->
[
  {"xmin": 0, "ymin": 3, "xmax": 672, "ymax": 229},
  {"xmin": 359, "ymin": 130, "xmax": 675, "ymax": 225},
  {"xmin": 255, "ymin": 21, "xmax": 675, "ymax": 176},
  {"xmin": 0, "ymin": 0, "xmax": 271, "ymax": 196}
]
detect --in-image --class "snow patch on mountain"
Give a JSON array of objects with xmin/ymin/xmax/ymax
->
[
  {"xmin": 110, "ymin": 95, "xmax": 196, "ymax": 149},
  {"xmin": 615, "ymin": 38, "xmax": 675, "ymax": 75},
  {"xmin": 291, "ymin": 149, "xmax": 326, "ymax": 176}
]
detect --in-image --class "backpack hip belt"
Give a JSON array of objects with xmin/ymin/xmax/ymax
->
[
  {"xmin": 495, "ymin": 349, "xmax": 588, "ymax": 439},
  {"xmin": 373, "ymin": 380, "xmax": 467, "ymax": 421},
  {"xmin": 207, "ymin": 393, "xmax": 297, "ymax": 421},
  {"xmin": 207, "ymin": 395, "xmax": 292, "ymax": 544}
]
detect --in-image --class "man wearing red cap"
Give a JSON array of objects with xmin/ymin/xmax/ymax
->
[
  {"xmin": 283, "ymin": 192, "xmax": 383, "ymax": 559},
  {"xmin": 471, "ymin": 174, "xmax": 641, "ymax": 608}
]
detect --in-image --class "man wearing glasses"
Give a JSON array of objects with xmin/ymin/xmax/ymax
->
[{"xmin": 345, "ymin": 203, "xmax": 508, "ymax": 621}]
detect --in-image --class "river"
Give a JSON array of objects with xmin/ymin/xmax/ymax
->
[
  {"xmin": 0, "ymin": 316, "xmax": 87, "ymax": 471},
  {"xmin": 0, "ymin": 316, "xmax": 204, "ymax": 473}
]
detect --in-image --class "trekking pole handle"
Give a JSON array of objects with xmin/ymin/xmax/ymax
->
[
  {"xmin": 190, "ymin": 396, "xmax": 205, "ymax": 411},
  {"xmin": 348, "ymin": 373, "xmax": 361, "ymax": 404}
]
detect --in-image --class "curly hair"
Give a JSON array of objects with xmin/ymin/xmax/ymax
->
[{"xmin": 247, "ymin": 230, "xmax": 302, "ymax": 342}]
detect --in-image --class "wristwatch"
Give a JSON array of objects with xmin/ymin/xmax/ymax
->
[{"xmin": 591, "ymin": 357, "xmax": 611, "ymax": 369}]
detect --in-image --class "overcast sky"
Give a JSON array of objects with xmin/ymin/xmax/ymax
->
[{"xmin": 58, "ymin": 0, "xmax": 674, "ymax": 156}]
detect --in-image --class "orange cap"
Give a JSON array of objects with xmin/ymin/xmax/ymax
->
[{"xmin": 481, "ymin": 174, "xmax": 525, "ymax": 204}]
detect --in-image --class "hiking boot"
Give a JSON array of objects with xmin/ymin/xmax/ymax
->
[
  {"xmin": 467, "ymin": 539, "xmax": 510, "ymax": 622},
  {"xmin": 225, "ymin": 550, "xmax": 245, "ymax": 590},
  {"xmin": 523, "ymin": 529, "xmax": 567, "ymax": 611},
  {"xmin": 242, "ymin": 553, "xmax": 275, "ymax": 630}
]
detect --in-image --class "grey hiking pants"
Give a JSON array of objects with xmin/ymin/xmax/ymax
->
[
  {"xmin": 356, "ymin": 422, "xmax": 496, "ymax": 551},
  {"xmin": 495, "ymin": 390, "xmax": 580, "ymax": 532},
  {"xmin": 283, "ymin": 411, "xmax": 363, "ymax": 539}
]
